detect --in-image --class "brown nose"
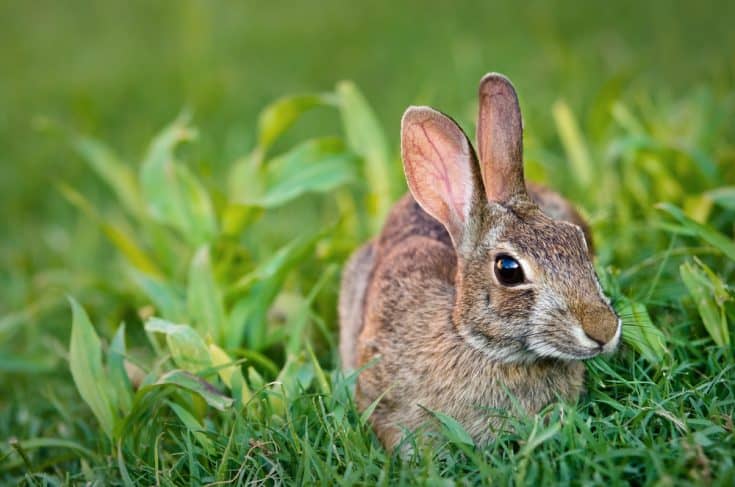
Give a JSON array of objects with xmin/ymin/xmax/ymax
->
[{"xmin": 580, "ymin": 304, "xmax": 618, "ymax": 345}]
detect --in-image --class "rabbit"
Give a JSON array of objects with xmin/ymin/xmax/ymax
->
[{"xmin": 338, "ymin": 73, "xmax": 621, "ymax": 450}]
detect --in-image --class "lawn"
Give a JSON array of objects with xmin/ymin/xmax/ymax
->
[{"xmin": 1, "ymin": 1, "xmax": 734, "ymax": 485}]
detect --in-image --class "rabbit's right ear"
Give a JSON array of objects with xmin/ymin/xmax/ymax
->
[
  {"xmin": 477, "ymin": 73, "xmax": 527, "ymax": 204},
  {"xmin": 401, "ymin": 106, "xmax": 482, "ymax": 242}
]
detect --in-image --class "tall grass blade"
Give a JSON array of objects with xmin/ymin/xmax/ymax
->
[
  {"xmin": 680, "ymin": 259, "xmax": 731, "ymax": 346},
  {"xmin": 337, "ymin": 81, "xmax": 394, "ymax": 229},
  {"xmin": 657, "ymin": 202, "xmax": 735, "ymax": 261},
  {"xmin": 552, "ymin": 100, "xmax": 593, "ymax": 188},
  {"xmin": 58, "ymin": 183, "xmax": 163, "ymax": 277},
  {"xmin": 108, "ymin": 323, "xmax": 133, "ymax": 415},
  {"xmin": 72, "ymin": 135, "xmax": 145, "ymax": 218},
  {"xmin": 187, "ymin": 246, "xmax": 227, "ymax": 341},
  {"xmin": 140, "ymin": 114, "xmax": 217, "ymax": 245},
  {"xmin": 617, "ymin": 299, "xmax": 667, "ymax": 364},
  {"xmin": 68, "ymin": 298, "xmax": 117, "ymax": 439}
]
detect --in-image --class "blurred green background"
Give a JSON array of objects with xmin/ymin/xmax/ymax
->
[
  {"xmin": 3, "ymin": 0, "xmax": 734, "ymax": 248},
  {"xmin": 4, "ymin": 0, "xmax": 733, "ymax": 301},
  {"xmin": 2, "ymin": 1, "xmax": 735, "ymax": 483}
]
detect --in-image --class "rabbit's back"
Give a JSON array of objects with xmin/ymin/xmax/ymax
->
[{"xmin": 338, "ymin": 195, "xmax": 453, "ymax": 371}]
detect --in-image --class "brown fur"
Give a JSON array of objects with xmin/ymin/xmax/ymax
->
[{"xmin": 338, "ymin": 73, "xmax": 619, "ymax": 450}]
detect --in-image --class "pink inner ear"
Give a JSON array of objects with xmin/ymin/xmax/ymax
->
[{"xmin": 402, "ymin": 109, "xmax": 475, "ymax": 228}]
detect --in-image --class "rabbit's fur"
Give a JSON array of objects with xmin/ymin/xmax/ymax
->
[{"xmin": 339, "ymin": 73, "xmax": 620, "ymax": 450}]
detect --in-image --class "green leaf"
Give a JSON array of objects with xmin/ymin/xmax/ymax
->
[
  {"xmin": 208, "ymin": 342, "xmax": 251, "ymax": 404},
  {"xmin": 426, "ymin": 408, "xmax": 475, "ymax": 447},
  {"xmin": 228, "ymin": 93, "xmax": 334, "ymax": 199},
  {"xmin": 187, "ymin": 246, "xmax": 227, "ymax": 341},
  {"xmin": 72, "ymin": 135, "xmax": 145, "ymax": 218},
  {"xmin": 68, "ymin": 298, "xmax": 117, "ymax": 439},
  {"xmin": 142, "ymin": 370, "xmax": 233, "ymax": 411},
  {"xmin": 227, "ymin": 231, "xmax": 325, "ymax": 349},
  {"xmin": 337, "ymin": 81, "xmax": 394, "ymax": 229},
  {"xmin": 706, "ymin": 186, "xmax": 735, "ymax": 211},
  {"xmin": 284, "ymin": 264, "xmax": 336, "ymax": 356},
  {"xmin": 518, "ymin": 416, "xmax": 562, "ymax": 457},
  {"xmin": 128, "ymin": 268, "xmax": 187, "ymax": 322},
  {"xmin": 107, "ymin": 323, "xmax": 133, "ymax": 415},
  {"xmin": 140, "ymin": 114, "xmax": 217, "ymax": 245},
  {"xmin": 145, "ymin": 318, "xmax": 212, "ymax": 373},
  {"xmin": 236, "ymin": 137, "xmax": 357, "ymax": 208},
  {"xmin": 680, "ymin": 259, "xmax": 731, "ymax": 346},
  {"xmin": 58, "ymin": 183, "xmax": 164, "ymax": 277},
  {"xmin": 617, "ymin": 299, "xmax": 667, "ymax": 364},
  {"xmin": 306, "ymin": 343, "xmax": 330, "ymax": 395},
  {"xmin": 257, "ymin": 93, "xmax": 334, "ymax": 152},
  {"xmin": 552, "ymin": 100, "xmax": 594, "ymax": 188},
  {"xmin": 657, "ymin": 203, "xmax": 735, "ymax": 262},
  {"xmin": 167, "ymin": 401, "xmax": 215, "ymax": 455}
]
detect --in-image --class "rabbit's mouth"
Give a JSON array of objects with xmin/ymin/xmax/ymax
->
[{"xmin": 523, "ymin": 323, "xmax": 619, "ymax": 361}]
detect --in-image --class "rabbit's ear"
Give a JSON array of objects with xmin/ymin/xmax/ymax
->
[
  {"xmin": 477, "ymin": 73, "xmax": 527, "ymax": 203},
  {"xmin": 401, "ymin": 106, "xmax": 482, "ymax": 240}
]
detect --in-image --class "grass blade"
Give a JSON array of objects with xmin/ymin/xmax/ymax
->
[
  {"xmin": 68, "ymin": 298, "xmax": 117, "ymax": 439},
  {"xmin": 337, "ymin": 81, "xmax": 394, "ymax": 229},
  {"xmin": 617, "ymin": 299, "xmax": 667, "ymax": 364},
  {"xmin": 680, "ymin": 259, "xmax": 731, "ymax": 346},
  {"xmin": 657, "ymin": 202, "xmax": 735, "ymax": 261},
  {"xmin": 188, "ymin": 246, "xmax": 227, "ymax": 341}
]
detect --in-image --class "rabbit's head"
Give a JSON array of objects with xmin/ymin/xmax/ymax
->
[{"xmin": 400, "ymin": 73, "xmax": 620, "ymax": 363}]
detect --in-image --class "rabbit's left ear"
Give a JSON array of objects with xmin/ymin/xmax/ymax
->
[
  {"xmin": 401, "ymin": 106, "xmax": 483, "ymax": 242},
  {"xmin": 476, "ymin": 73, "xmax": 528, "ymax": 204}
]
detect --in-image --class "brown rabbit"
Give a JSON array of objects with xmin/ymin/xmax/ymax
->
[{"xmin": 338, "ymin": 73, "xmax": 621, "ymax": 450}]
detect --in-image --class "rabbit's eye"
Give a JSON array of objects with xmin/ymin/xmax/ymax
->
[{"xmin": 494, "ymin": 255, "xmax": 524, "ymax": 286}]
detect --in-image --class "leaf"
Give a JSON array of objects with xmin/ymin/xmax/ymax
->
[
  {"xmin": 680, "ymin": 259, "xmax": 731, "ymax": 346},
  {"xmin": 228, "ymin": 93, "xmax": 334, "ymax": 199},
  {"xmin": 227, "ymin": 231, "xmax": 325, "ymax": 349},
  {"xmin": 58, "ymin": 183, "xmax": 163, "ymax": 277},
  {"xmin": 128, "ymin": 268, "xmax": 187, "ymax": 322},
  {"xmin": 275, "ymin": 353, "xmax": 313, "ymax": 399},
  {"xmin": 617, "ymin": 299, "xmax": 667, "ymax": 364},
  {"xmin": 108, "ymin": 323, "xmax": 133, "ymax": 415},
  {"xmin": 72, "ymin": 135, "xmax": 145, "ymax": 218},
  {"xmin": 552, "ymin": 100, "xmax": 594, "ymax": 189},
  {"xmin": 208, "ymin": 343, "xmax": 251, "ymax": 404},
  {"xmin": 657, "ymin": 203, "xmax": 735, "ymax": 262},
  {"xmin": 306, "ymin": 343, "xmax": 330, "ymax": 395},
  {"xmin": 68, "ymin": 298, "xmax": 117, "ymax": 439},
  {"xmin": 187, "ymin": 246, "xmax": 227, "ymax": 341},
  {"xmin": 167, "ymin": 401, "xmax": 214, "ymax": 455},
  {"xmin": 706, "ymin": 186, "xmax": 735, "ymax": 211},
  {"xmin": 284, "ymin": 264, "xmax": 337, "ymax": 356},
  {"xmin": 140, "ymin": 114, "xmax": 217, "ymax": 245},
  {"xmin": 518, "ymin": 416, "xmax": 561, "ymax": 457},
  {"xmin": 256, "ymin": 93, "xmax": 335, "ymax": 152},
  {"xmin": 146, "ymin": 370, "xmax": 233, "ymax": 411},
  {"xmin": 337, "ymin": 81, "xmax": 394, "ymax": 229},
  {"xmin": 235, "ymin": 137, "xmax": 357, "ymax": 208},
  {"xmin": 145, "ymin": 318, "xmax": 212, "ymax": 373},
  {"xmin": 426, "ymin": 408, "xmax": 475, "ymax": 447}
]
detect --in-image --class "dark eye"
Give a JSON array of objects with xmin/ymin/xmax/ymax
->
[{"xmin": 494, "ymin": 254, "xmax": 525, "ymax": 286}]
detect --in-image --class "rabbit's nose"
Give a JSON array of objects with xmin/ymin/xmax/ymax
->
[{"xmin": 579, "ymin": 305, "xmax": 619, "ymax": 345}]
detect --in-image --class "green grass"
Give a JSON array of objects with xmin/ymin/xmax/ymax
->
[{"xmin": 2, "ymin": 1, "xmax": 735, "ymax": 485}]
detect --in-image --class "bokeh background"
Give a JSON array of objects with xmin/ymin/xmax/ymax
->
[
  {"xmin": 2, "ymin": 1, "xmax": 735, "ymax": 483},
  {"xmin": 4, "ymin": 0, "xmax": 734, "ymax": 243}
]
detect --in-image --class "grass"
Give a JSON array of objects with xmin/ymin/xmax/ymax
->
[{"xmin": 2, "ymin": 1, "xmax": 735, "ymax": 485}]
